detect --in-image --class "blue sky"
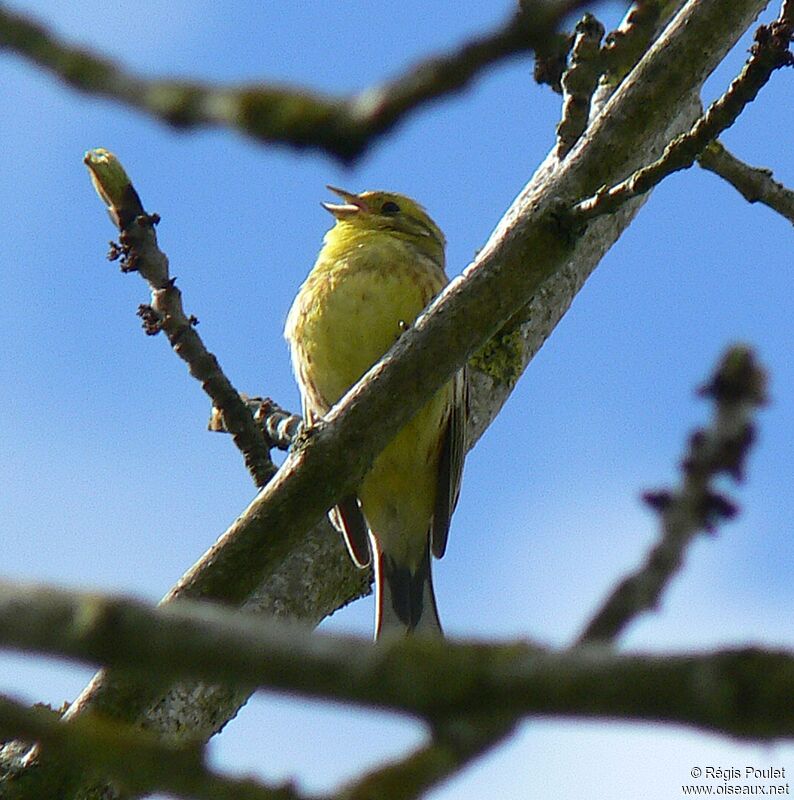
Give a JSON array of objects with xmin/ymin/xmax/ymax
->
[{"xmin": 1, "ymin": 2, "xmax": 792, "ymax": 798}]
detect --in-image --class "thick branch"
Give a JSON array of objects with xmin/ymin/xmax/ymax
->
[
  {"xmin": 698, "ymin": 140, "xmax": 794, "ymax": 226},
  {"xmin": 0, "ymin": 1, "xmax": 590, "ymax": 162},
  {"xmin": 0, "ymin": 583, "xmax": 793, "ymax": 740}
]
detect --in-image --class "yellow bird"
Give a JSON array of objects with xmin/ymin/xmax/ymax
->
[{"xmin": 285, "ymin": 187, "xmax": 466, "ymax": 638}]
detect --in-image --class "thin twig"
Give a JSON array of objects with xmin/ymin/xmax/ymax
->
[
  {"xmin": 698, "ymin": 140, "xmax": 794, "ymax": 226},
  {"xmin": 573, "ymin": 9, "xmax": 794, "ymax": 222},
  {"xmin": 1, "ymin": 1, "xmax": 591, "ymax": 162},
  {"xmin": 578, "ymin": 346, "xmax": 767, "ymax": 644},
  {"xmin": 84, "ymin": 149, "xmax": 275, "ymax": 488},
  {"xmin": 209, "ymin": 396, "xmax": 302, "ymax": 452}
]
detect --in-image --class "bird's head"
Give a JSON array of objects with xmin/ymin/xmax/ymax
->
[{"xmin": 322, "ymin": 186, "xmax": 445, "ymax": 266}]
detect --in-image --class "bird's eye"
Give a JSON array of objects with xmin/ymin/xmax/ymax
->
[{"xmin": 381, "ymin": 201, "xmax": 400, "ymax": 215}]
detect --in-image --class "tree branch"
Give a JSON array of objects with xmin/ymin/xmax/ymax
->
[
  {"xmin": 209, "ymin": 396, "xmax": 303, "ymax": 452},
  {"xmin": 0, "ymin": 1, "xmax": 591, "ymax": 162},
  {"xmin": 698, "ymin": 140, "xmax": 794, "ymax": 226},
  {"xmin": 83, "ymin": 149, "xmax": 275, "ymax": 488},
  {"xmin": 573, "ymin": 6, "xmax": 794, "ymax": 222},
  {"xmin": 0, "ymin": 583, "xmax": 793, "ymax": 741},
  {"xmin": 577, "ymin": 345, "xmax": 767, "ymax": 644}
]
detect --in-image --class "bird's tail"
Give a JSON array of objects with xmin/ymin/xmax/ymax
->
[{"xmin": 373, "ymin": 539, "xmax": 442, "ymax": 640}]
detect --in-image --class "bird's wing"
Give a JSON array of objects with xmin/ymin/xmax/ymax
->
[
  {"xmin": 431, "ymin": 366, "xmax": 468, "ymax": 559},
  {"xmin": 303, "ymin": 403, "xmax": 371, "ymax": 568},
  {"xmin": 329, "ymin": 497, "xmax": 371, "ymax": 568}
]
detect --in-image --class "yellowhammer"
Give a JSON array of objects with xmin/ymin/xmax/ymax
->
[{"xmin": 285, "ymin": 187, "xmax": 467, "ymax": 639}]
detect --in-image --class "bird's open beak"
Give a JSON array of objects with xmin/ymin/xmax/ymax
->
[{"xmin": 322, "ymin": 186, "xmax": 366, "ymax": 219}]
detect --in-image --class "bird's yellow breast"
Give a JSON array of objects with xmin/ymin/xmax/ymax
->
[{"xmin": 286, "ymin": 230, "xmax": 447, "ymax": 411}]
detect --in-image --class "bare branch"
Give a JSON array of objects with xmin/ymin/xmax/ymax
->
[
  {"xmin": 0, "ymin": 582, "xmax": 794, "ymax": 741},
  {"xmin": 573, "ymin": 9, "xmax": 794, "ymax": 222},
  {"xmin": 698, "ymin": 140, "xmax": 794, "ymax": 226},
  {"xmin": 578, "ymin": 346, "xmax": 767, "ymax": 645},
  {"xmin": 209, "ymin": 397, "xmax": 302, "ymax": 452},
  {"xmin": 84, "ymin": 149, "xmax": 275, "ymax": 488},
  {"xmin": 0, "ymin": 1, "xmax": 591, "ymax": 162}
]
